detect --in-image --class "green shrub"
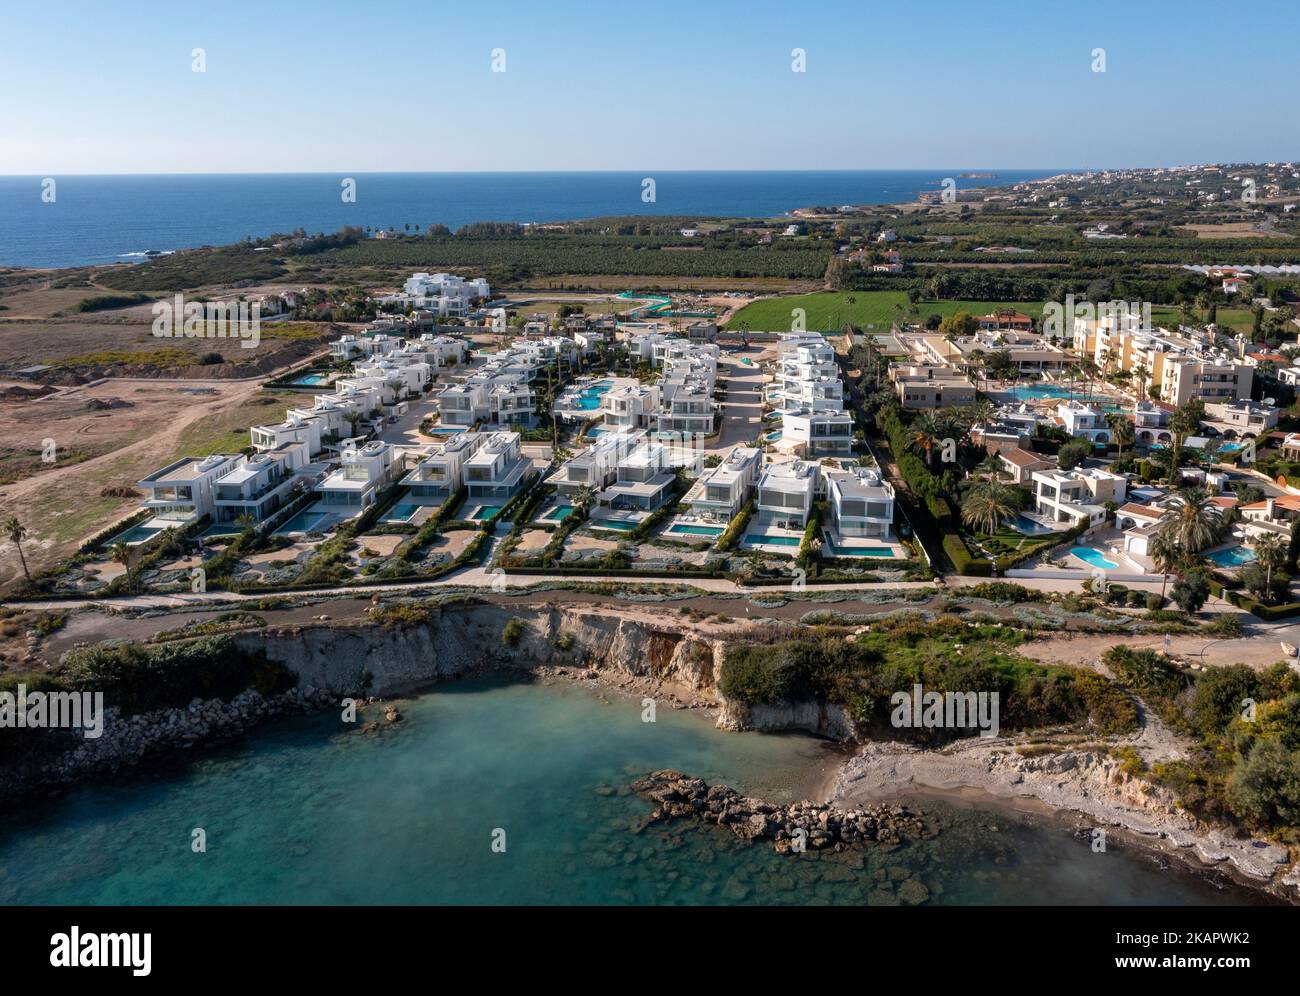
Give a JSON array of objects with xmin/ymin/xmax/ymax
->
[{"xmin": 501, "ymin": 617, "xmax": 527, "ymax": 647}]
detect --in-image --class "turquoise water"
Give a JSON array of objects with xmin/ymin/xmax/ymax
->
[
  {"xmin": 592, "ymin": 520, "xmax": 639, "ymax": 531},
  {"xmin": 586, "ymin": 427, "xmax": 607, "ymax": 438},
  {"xmin": 668, "ymin": 524, "xmax": 726, "ymax": 537},
  {"xmin": 387, "ymin": 503, "xmax": 421, "ymax": 521},
  {"xmin": 824, "ymin": 542, "xmax": 896, "ymax": 558},
  {"xmin": 1206, "ymin": 545, "xmax": 1256, "ymax": 567},
  {"xmin": 546, "ymin": 504, "xmax": 575, "ymax": 521},
  {"xmin": 431, "ymin": 425, "xmax": 468, "ymax": 434},
  {"xmin": 289, "ymin": 373, "xmax": 329, "ymax": 386},
  {"xmin": 1011, "ymin": 514, "xmax": 1061, "ymax": 536},
  {"xmin": 766, "ymin": 430, "xmax": 784, "ymax": 441},
  {"xmin": 747, "ymin": 534, "xmax": 801, "ymax": 546},
  {"xmin": 0, "ymin": 677, "xmax": 1263, "ymax": 905},
  {"xmin": 275, "ymin": 511, "xmax": 327, "ymax": 534},
  {"xmin": 470, "ymin": 506, "xmax": 501, "ymax": 521},
  {"xmin": 1071, "ymin": 546, "xmax": 1118, "ymax": 570},
  {"xmin": 109, "ymin": 523, "xmax": 165, "ymax": 545}
]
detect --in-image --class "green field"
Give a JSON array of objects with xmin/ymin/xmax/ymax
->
[{"xmin": 725, "ymin": 292, "xmax": 1045, "ymax": 332}]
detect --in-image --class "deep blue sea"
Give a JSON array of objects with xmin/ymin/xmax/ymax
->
[{"xmin": 0, "ymin": 170, "xmax": 1064, "ymax": 269}]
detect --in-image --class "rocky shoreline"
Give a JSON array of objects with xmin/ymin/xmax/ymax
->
[
  {"xmin": 0, "ymin": 685, "xmax": 339, "ymax": 802},
  {"xmin": 632, "ymin": 769, "xmax": 934, "ymax": 855}
]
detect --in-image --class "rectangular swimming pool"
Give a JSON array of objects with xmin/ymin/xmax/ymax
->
[
  {"xmin": 591, "ymin": 520, "xmax": 639, "ymax": 531},
  {"xmin": 825, "ymin": 544, "xmax": 896, "ymax": 558},
  {"xmin": 546, "ymin": 504, "xmax": 575, "ymax": 521},
  {"xmin": 668, "ymin": 524, "xmax": 725, "ymax": 537},
  {"xmin": 1011, "ymin": 514, "xmax": 1061, "ymax": 536},
  {"xmin": 109, "ymin": 524, "xmax": 165, "ymax": 545},
  {"xmin": 386, "ymin": 503, "xmax": 421, "ymax": 521},
  {"xmin": 470, "ymin": 506, "xmax": 501, "ymax": 521},
  {"xmin": 276, "ymin": 511, "xmax": 328, "ymax": 534},
  {"xmin": 746, "ymin": 534, "xmax": 801, "ymax": 546}
]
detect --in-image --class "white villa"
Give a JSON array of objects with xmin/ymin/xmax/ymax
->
[
  {"xmin": 1057, "ymin": 400, "xmax": 1111, "ymax": 444},
  {"xmin": 824, "ymin": 466, "xmax": 895, "ymax": 539},
  {"xmin": 547, "ymin": 430, "xmax": 643, "ymax": 496},
  {"xmin": 315, "ymin": 441, "xmax": 397, "ymax": 511},
  {"xmin": 682, "ymin": 445, "xmax": 762, "ymax": 521},
  {"xmin": 755, "ymin": 460, "xmax": 820, "ymax": 529},
  {"xmin": 382, "ymin": 272, "xmax": 490, "ymax": 317},
  {"xmin": 1031, "ymin": 467, "xmax": 1128, "ymax": 527},
  {"xmin": 400, "ymin": 433, "xmax": 487, "ymax": 503},
  {"xmin": 137, "ymin": 453, "xmax": 247, "ymax": 526},
  {"xmin": 601, "ymin": 383, "xmax": 661, "ymax": 431},
  {"xmin": 211, "ymin": 443, "xmax": 311, "ymax": 525},
  {"xmin": 780, "ymin": 408, "xmax": 854, "ymax": 457},
  {"xmin": 463, "ymin": 431, "xmax": 531, "ymax": 502},
  {"xmin": 600, "ymin": 441, "xmax": 677, "ymax": 512}
]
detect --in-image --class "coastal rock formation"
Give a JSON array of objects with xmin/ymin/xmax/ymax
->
[
  {"xmin": 631, "ymin": 769, "xmax": 931, "ymax": 857},
  {"xmin": 716, "ymin": 698, "xmax": 860, "ymax": 739},
  {"xmin": 0, "ymin": 685, "xmax": 336, "ymax": 801}
]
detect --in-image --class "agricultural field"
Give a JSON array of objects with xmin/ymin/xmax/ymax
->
[{"xmin": 726, "ymin": 291, "xmax": 1045, "ymax": 332}]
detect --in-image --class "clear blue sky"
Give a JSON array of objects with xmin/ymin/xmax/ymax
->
[{"xmin": 3, "ymin": 0, "xmax": 1297, "ymax": 174}]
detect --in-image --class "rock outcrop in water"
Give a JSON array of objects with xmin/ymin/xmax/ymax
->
[{"xmin": 631, "ymin": 769, "xmax": 932, "ymax": 855}]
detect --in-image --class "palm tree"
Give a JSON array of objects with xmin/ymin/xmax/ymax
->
[
  {"xmin": 1149, "ymin": 531, "xmax": 1182, "ymax": 602},
  {"xmin": 111, "ymin": 540, "xmax": 135, "ymax": 592},
  {"xmin": 961, "ymin": 482, "xmax": 1018, "ymax": 537},
  {"xmin": 909, "ymin": 412, "xmax": 943, "ymax": 467},
  {"xmin": 1158, "ymin": 487, "xmax": 1219, "ymax": 555},
  {"xmin": 1254, "ymin": 533, "xmax": 1287, "ymax": 601},
  {"xmin": 4, "ymin": 516, "xmax": 30, "ymax": 583},
  {"xmin": 1106, "ymin": 412, "xmax": 1135, "ymax": 460},
  {"xmin": 1166, "ymin": 403, "xmax": 1202, "ymax": 484},
  {"xmin": 572, "ymin": 485, "xmax": 598, "ymax": 519}
]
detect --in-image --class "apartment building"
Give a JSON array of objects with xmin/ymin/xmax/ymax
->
[
  {"xmin": 463, "ymin": 431, "xmax": 531, "ymax": 501},
  {"xmin": 780, "ymin": 407, "xmax": 854, "ymax": 457},
  {"xmin": 824, "ymin": 466, "xmax": 895, "ymax": 539},
  {"xmin": 755, "ymin": 460, "xmax": 820, "ymax": 529},
  {"xmin": 681, "ymin": 445, "xmax": 762, "ymax": 521},
  {"xmin": 890, "ymin": 365, "xmax": 976, "ymax": 409},
  {"xmin": 1031, "ymin": 467, "xmax": 1128, "ymax": 527},
  {"xmin": 383, "ymin": 272, "xmax": 490, "ymax": 316}
]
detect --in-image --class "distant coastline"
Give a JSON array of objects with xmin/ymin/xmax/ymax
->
[{"xmin": 0, "ymin": 169, "xmax": 1066, "ymax": 269}]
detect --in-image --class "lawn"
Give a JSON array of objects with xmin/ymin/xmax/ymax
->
[{"xmin": 725, "ymin": 291, "xmax": 1044, "ymax": 332}]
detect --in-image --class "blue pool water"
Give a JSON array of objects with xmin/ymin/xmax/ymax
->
[
  {"xmin": 288, "ymin": 372, "xmax": 329, "ymax": 386},
  {"xmin": 824, "ymin": 543, "xmax": 896, "ymax": 558},
  {"xmin": 592, "ymin": 520, "xmax": 639, "ymax": 531},
  {"xmin": 387, "ymin": 504, "xmax": 421, "ymax": 521},
  {"xmin": 573, "ymin": 396, "xmax": 602, "ymax": 411},
  {"xmin": 1010, "ymin": 515, "xmax": 1061, "ymax": 536},
  {"xmin": 586, "ymin": 427, "xmax": 607, "ymax": 438},
  {"xmin": 276, "ymin": 511, "xmax": 328, "ymax": 534},
  {"xmin": 766, "ymin": 430, "xmax": 783, "ymax": 441},
  {"xmin": 1205, "ymin": 545, "xmax": 1256, "ymax": 567},
  {"xmin": 107, "ymin": 523, "xmax": 165, "ymax": 545},
  {"xmin": 470, "ymin": 506, "xmax": 501, "ymax": 521},
  {"xmin": 431, "ymin": 425, "xmax": 467, "ymax": 434},
  {"xmin": 1071, "ymin": 546, "xmax": 1118, "ymax": 570},
  {"xmin": 746, "ymin": 534, "xmax": 801, "ymax": 547},
  {"xmin": 547, "ymin": 504, "xmax": 575, "ymax": 521},
  {"xmin": 668, "ymin": 524, "xmax": 726, "ymax": 537}
]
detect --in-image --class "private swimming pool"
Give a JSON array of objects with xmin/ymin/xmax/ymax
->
[
  {"xmin": 1071, "ymin": 546, "xmax": 1118, "ymax": 570},
  {"xmin": 276, "ymin": 511, "xmax": 329, "ymax": 534},
  {"xmin": 469, "ymin": 506, "xmax": 502, "ymax": 521},
  {"xmin": 667, "ymin": 524, "xmax": 726, "ymax": 537},
  {"xmin": 591, "ymin": 520, "xmax": 639, "ymax": 532},
  {"xmin": 386, "ymin": 504, "xmax": 421, "ymax": 522},
  {"xmin": 546, "ymin": 504, "xmax": 575, "ymax": 521},
  {"xmin": 746, "ymin": 534, "xmax": 801, "ymax": 547},
  {"xmin": 1010, "ymin": 514, "xmax": 1061, "ymax": 536},
  {"xmin": 1205, "ymin": 545, "xmax": 1256, "ymax": 567},
  {"xmin": 108, "ymin": 523, "xmax": 165, "ymax": 546},
  {"xmin": 824, "ymin": 543, "xmax": 896, "ymax": 558}
]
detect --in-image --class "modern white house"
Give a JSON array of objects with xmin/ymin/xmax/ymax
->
[
  {"xmin": 601, "ymin": 383, "xmax": 662, "ymax": 431},
  {"xmin": 755, "ymin": 460, "xmax": 820, "ymax": 529},
  {"xmin": 657, "ymin": 373, "xmax": 715, "ymax": 436},
  {"xmin": 383, "ymin": 272, "xmax": 490, "ymax": 316},
  {"xmin": 137, "ymin": 454, "xmax": 246, "ymax": 525},
  {"xmin": 400, "ymin": 433, "xmax": 486, "ymax": 503},
  {"xmin": 547, "ymin": 430, "xmax": 642, "ymax": 496},
  {"xmin": 315, "ymin": 441, "xmax": 397, "ymax": 511},
  {"xmin": 1031, "ymin": 467, "xmax": 1128, "ymax": 527},
  {"xmin": 681, "ymin": 445, "xmax": 762, "ymax": 521},
  {"xmin": 600, "ymin": 441, "xmax": 677, "ymax": 511},
  {"xmin": 823, "ymin": 466, "xmax": 895, "ymax": 539},
  {"xmin": 211, "ymin": 442, "xmax": 311, "ymax": 524},
  {"xmin": 250, "ymin": 411, "xmax": 325, "ymax": 457},
  {"xmin": 463, "ymin": 431, "xmax": 531, "ymax": 501}
]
